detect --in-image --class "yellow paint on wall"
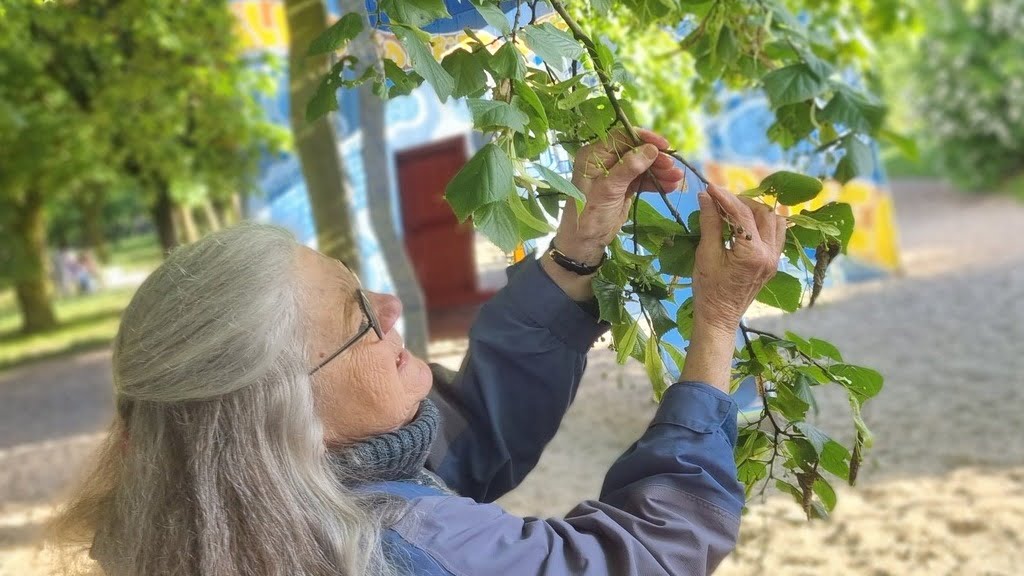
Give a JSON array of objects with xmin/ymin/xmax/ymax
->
[{"xmin": 703, "ymin": 162, "xmax": 902, "ymax": 271}]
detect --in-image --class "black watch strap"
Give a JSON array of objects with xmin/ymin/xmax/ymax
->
[{"xmin": 547, "ymin": 241, "xmax": 607, "ymax": 275}]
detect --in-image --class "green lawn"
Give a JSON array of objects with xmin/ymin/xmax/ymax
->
[{"xmin": 0, "ymin": 234, "xmax": 160, "ymax": 371}]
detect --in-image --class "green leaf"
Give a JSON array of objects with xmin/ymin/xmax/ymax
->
[
  {"xmin": 591, "ymin": 0, "xmax": 612, "ymax": 14},
  {"xmin": 308, "ymin": 13, "xmax": 364, "ymax": 55},
  {"xmin": 658, "ymin": 235, "xmax": 699, "ymax": 277},
  {"xmin": 506, "ymin": 193, "xmax": 552, "ymax": 233},
  {"xmin": 521, "ymin": 23, "xmax": 584, "ymax": 72},
  {"xmin": 470, "ymin": 0, "xmax": 510, "ymax": 35},
  {"xmin": 593, "ymin": 277, "xmax": 626, "ymax": 324},
  {"xmin": 821, "ymin": 88, "xmax": 885, "ymax": 134},
  {"xmin": 514, "ymin": 80, "xmax": 548, "ymax": 126},
  {"xmin": 473, "ymin": 200, "xmax": 520, "ymax": 252},
  {"xmin": 628, "ymin": 199, "xmax": 686, "ymax": 235},
  {"xmin": 878, "ymin": 128, "xmax": 918, "ymax": 161},
  {"xmin": 534, "ymin": 164, "xmax": 585, "ymax": 212},
  {"xmin": 738, "ymin": 460, "xmax": 768, "ymax": 491},
  {"xmin": 830, "ymin": 364, "xmax": 884, "ymax": 401},
  {"xmin": 787, "ymin": 213, "xmax": 842, "ymax": 237},
  {"xmin": 759, "ymin": 171, "xmax": 823, "ymax": 206},
  {"xmin": 490, "ymin": 42, "xmax": 526, "ymax": 80},
  {"xmin": 383, "ymin": 58, "xmax": 423, "ymax": 97},
  {"xmin": 381, "ymin": 0, "xmax": 450, "ymax": 27},
  {"xmin": 394, "ymin": 26, "xmax": 455, "ymax": 102},
  {"xmin": 675, "ymin": 297, "xmax": 695, "ymax": 340},
  {"xmin": 794, "ymin": 421, "xmax": 831, "ymax": 454},
  {"xmin": 441, "ymin": 49, "xmax": 487, "ymax": 98},
  {"xmin": 808, "ymin": 338, "xmax": 842, "ymax": 362},
  {"xmin": 557, "ymin": 85, "xmax": 593, "ymax": 110},
  {"xmin": 768, "ymin": 101, "xmax": 816, "ymax": 148},
  {"xmin": 834, "ymin": 136, "xmax": 873, "ymax": 183},
  {"xmin": 645, "ymin": 335, "xmax": 667, "ymax": 400},
  {"xmin": 305, "ymin": 75, "xmax": 339, "ymax": 122},
  {"xmin": 791, "ymin": 202, "xmax": 855, "ymax": 253},
  {"xmin": 776, "ymin": 479, "xmax": 804, "ymax": 505},
  {"xmin": 820, "ymin": 440, "xmax": 851, "ymax": 480},
  {"xmin": 616, "ymin": 318, "xmax": 641, "ymax": 364},
  {"xmin": 467, "ymin": 99, "xmax": 529, "ymax": 133},
  {"xmin": 638, "ymin": 294, "xmax": 675, "ymax": 336},
  {"xmin": 444, "ymin": 143, "xmax": 514, "ymax": 221},
  {"xmin": 772, "ymin": 380, "xmax": 811, "ymax": 421},
  {"xmin": 663, "ymin": 341, "xmax": 686, "ymax": 374},
  {"xmin": 762, "ymin": 63, "xmax": 828, "ymax": 109},
  {"xmin": 814, "ymin": 476, "xmax": 837, "ymax": 512},
  {"xmin": 755, "ymin": 271, "xmax": 803, "ymax": 312}
]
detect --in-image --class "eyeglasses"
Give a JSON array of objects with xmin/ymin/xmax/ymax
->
[{"xmin": 309, "ymin": 289, "xmax": 383, "ymax": 376}]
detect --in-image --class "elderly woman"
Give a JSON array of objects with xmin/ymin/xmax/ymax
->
[{"xmin": 53, "ymin": 130, "xmax": 785, "ymax": 576}]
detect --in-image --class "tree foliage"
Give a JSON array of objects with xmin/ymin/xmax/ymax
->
[
  {"xmin": 308, "ymin": 0, "xmax": 896, "ymax": 516},
  {"xmin": 0, "ymin": 0, "xmax": 284, "ymax": 331}
]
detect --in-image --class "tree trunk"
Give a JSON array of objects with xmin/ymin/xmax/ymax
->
[
  {"xmin": 79, "ymin": 186, "xmax": 109, "ymax": 263},
  {"xmin": 11, "ymin": 188, "xmax": 58, "ymax": 334},
  {"xmin": 343, "ymin": 0, "xmax": 430, "ymax": 358},
  {"xmin": 151, "ymin": 179, "xmax": 178, "ymax": 255},
  {"xmin": 201, "ymin": 199, "xmax": 222, "ymax": 232},
  {"xmin": 285, "ymin": 0, "xmax": 360, "ymax": 269},
  {"xmin": 177, "ymin": 204, "xmax": 200, "ymax": 244}
]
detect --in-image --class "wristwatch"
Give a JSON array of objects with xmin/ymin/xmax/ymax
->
[{"xmin": 547, "ymin": 241, "xmax": 607, "ymax": 276}]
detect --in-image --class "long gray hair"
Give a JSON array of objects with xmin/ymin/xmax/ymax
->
[{"xmin": 50, "ymin": 224, "xmax": 402, "ymax": 576}]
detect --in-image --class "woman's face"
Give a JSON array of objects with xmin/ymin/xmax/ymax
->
[{"xmin": 298, "ymin": 247, "xmax": 433, "ymax": 445}]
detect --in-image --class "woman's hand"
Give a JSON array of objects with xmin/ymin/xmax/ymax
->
[
  {"xmin": 541, "ymin": 129, "xmax": 685, "ymax": 301},
  {"xmin": 681, "ymin": 184, "xmax": 787, "ymax": 392},
  {"xmin": 554, "ymin": 129, "xmax": 685, "ymax": 265}
]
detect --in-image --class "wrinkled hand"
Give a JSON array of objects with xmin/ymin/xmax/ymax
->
[
  {"xmin": 553, "ymin": 129, "xmax": 685, "ymax": 263},
  {"xmin": 692, "ymin": 184, "xmax": 787, "ymax": 335}
]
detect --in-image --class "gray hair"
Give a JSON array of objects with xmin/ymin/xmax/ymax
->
[{"xmin": 50, "ymin": 223, "xmax": 402, "ymax": 576}]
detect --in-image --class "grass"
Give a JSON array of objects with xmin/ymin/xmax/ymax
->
[
  {"xmin": 108, "ymin": 234, "xmax": 163, "ymax": 272},
  {"xmin": 0, "ymin": 234, "xmax": 161, "ymax": 372},
  {"xmin": 0, "ymin": 287, "xmax": 137, "ymax": 371}
]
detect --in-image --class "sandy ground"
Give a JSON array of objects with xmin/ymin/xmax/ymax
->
[{"xmin": 2, "ymin": 180, "xmax": 1023, "ymax": 574}]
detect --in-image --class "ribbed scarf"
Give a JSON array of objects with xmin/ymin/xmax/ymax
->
[{"xmin": 328, "ymin": 399, "xmax": 449, "ymax": 492}]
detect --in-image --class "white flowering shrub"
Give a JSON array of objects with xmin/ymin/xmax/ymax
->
[{"xmin": 916, "ymin": 0, "xmax": 1024, "ymax": 191}]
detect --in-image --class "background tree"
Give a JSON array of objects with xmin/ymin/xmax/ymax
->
[
  {"xmin": 285, "ymin": 0, "xmax": 362, "ymax": 268},
  {"xmin": 0, "ymin": 0, "xmax": 281, "ymax": 333}
]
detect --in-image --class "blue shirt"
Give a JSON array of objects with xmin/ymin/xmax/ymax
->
[{"xmin": 371, "ymin": 256, "xmax": 745, "ymax": 575}]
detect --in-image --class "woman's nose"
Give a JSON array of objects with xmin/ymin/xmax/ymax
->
[{"xmin": 367, "ymin": 292, "xmax": 402, "ymax": 337}]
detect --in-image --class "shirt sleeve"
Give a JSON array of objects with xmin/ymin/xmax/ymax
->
[
  {"xmin": 426, "ymin": 255, "xmax": 608, "ymax": 503},
  {"xmin": 393, "ymin": 381, "xmax": 745, "ymax": 576}
]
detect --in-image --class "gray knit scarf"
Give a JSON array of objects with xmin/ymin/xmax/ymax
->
[{"xmin": 328, "ymin": 399, "xmax": 449, "ymax": 492}]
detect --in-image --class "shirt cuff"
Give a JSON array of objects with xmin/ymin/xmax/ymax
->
[
  {"xmin": 502, "ymin": 255, "xmax": 609, "ymax": 352},
  {"xmin": 653, "ymin": 381, "xmax": 739, "ymax": 447}
]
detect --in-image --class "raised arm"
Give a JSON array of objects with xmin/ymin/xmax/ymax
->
[
  {"xmin": 427, "ymin": 130, "xmax": 685, "ymax": 501},
  {"xmin": 388, "ymin": 177, "xmax": 789, "ymax": 576}
]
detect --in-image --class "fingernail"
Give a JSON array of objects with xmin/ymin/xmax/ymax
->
[
  {"xmin": 641, "ymin": 144, "xmax": 658, "ymax": 159},
  {"xmin": 697, "ymin": 192, "xmax": 710, "ymax": 204}
]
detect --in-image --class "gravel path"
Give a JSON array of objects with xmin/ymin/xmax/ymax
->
[{"xmin": 3, "ymin": 180, "xmax": 1023, "ymax": 575}]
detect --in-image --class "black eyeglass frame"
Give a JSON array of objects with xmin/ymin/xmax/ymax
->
[{"xmin": 309, "ymin": 289, "xmax": 383, "ymax": 375}]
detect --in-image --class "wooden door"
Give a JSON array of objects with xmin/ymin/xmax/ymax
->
[{"xmin": 396, "ymin": 137, "xmax": 478, "ymax": 310}]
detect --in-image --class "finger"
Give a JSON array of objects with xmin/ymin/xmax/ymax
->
[
  {"xmin": 739, "ymin": 197, "xmax": 776, "ymax": 249},
  {"xmin": 583, "ymin": 130, "xmax": 641, "ymax": 171},
  {"xmin": 774, "ymin": 215, "xmax": 787, "ymax": 257},
  {"xmin": 697, "ymin": 191, "xmax": 724, "ymax": 256},
  {"xmin": 635, "ymin": 128, "xmax": 670, "ymax": 150},
  {"xmin": 706, "ymin": 184, "xmax": 760, "ymax": 243},
  {"xmin": 651, "ymin": 152, "xmax": 675, "ymax": 170},
  {"xmin": 606, "ymin": 144, "xmax": 660, "ymax": 187}
]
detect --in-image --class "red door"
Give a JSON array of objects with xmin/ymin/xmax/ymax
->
[{"xmin": 396, "ymin": 137, "xmax": 480, "ymax": 311}]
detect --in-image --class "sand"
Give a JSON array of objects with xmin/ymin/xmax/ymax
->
[{"xmin": 3, "ymin": 180, "xmax": 1023, "ymax": 575}]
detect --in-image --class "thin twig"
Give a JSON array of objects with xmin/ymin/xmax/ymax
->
[{"xmin": 548, "ymin": 0, "xmax": 692, "ymax": 229}]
